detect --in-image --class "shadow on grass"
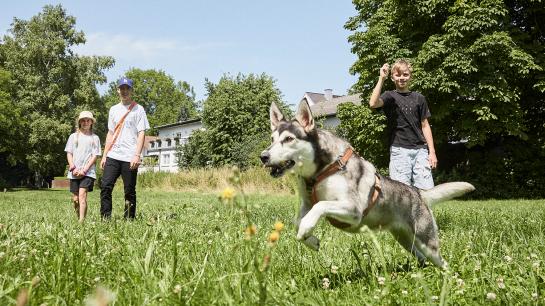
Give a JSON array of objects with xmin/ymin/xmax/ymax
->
[
  {"xmin": 2, "ymin": 188, "xmax": 66, "ymax": 193},
  {"xmin": 308, "ymin": 247, "xmax": 422, "ymax": 290}
]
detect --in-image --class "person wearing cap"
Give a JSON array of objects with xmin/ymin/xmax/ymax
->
[
  {"xmin": 65, "ymin": 110, "xmax": 102, "ymax": 222},
  {"xmin": 100, "ymin": 77, "xmax": 150, "ymax": 220}
]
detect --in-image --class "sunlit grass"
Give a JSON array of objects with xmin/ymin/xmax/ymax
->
[
  {"xmin": 136, "ymin": 166, "xmax": 296, "ymax": 194},
  {"xmin": 0, "ymin": 187, "xmax": 544, "ymax": 305}
]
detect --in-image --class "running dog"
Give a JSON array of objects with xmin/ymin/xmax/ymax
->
[{"xmin": 260, "ymin": 101, "xmax": 474, "ymax": 268}]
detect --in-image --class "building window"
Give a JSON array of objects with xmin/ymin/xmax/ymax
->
[
  {"xmin": 167, "ymin": 139, "xmax": 172, "ymax": 147},
  {"xmin": 162, "ymin": 154, "xmax": 170, "ymax": 165}
]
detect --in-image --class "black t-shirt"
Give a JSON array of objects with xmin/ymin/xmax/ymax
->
[{"xmin": 380, "ymin": 90, "xmax": 431, "ymax": 149}]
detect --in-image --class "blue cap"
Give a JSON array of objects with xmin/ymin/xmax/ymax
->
[{"xmin": 117, "ymin": 77, "xmax": 133, "ymax": 88}]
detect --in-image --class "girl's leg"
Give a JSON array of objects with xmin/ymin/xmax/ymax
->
[
  {"xmin": 78, "ymin": 188, "xmax": 88, "ymax": 222},
  {"xmin": 72, "ymin": 193, "xmax": 79, "ymax": 218}
]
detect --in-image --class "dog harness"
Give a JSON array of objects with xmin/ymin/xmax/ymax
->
[{"xmin": 307, "ymin": 147, "xmax": 382, "ymax": 229}]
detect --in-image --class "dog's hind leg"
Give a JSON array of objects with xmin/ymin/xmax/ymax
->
[
  {"xmin": 390, "ymin": 227, "xmax": 427, "ymax": 266},
  {"xmin": 412, "ymin": 219, "xmax": 448, "ymax": 269}
]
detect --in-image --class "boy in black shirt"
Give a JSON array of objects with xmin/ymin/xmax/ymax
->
[{"xmin": 369, "ymin": 59, "xmax": 437, "ymax": 189}]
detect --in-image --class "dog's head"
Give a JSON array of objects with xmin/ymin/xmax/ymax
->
[{"xmin": 260, "ymin": 101, "xmax": 317, "ymax": 178}]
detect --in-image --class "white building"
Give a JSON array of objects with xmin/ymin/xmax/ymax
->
[
  {"xmin": 303, "ymin": 90, "xmax": 362, "ymax": 128},
  {"xmin": 140, "ymin": 118, "xmax": 202, "ymax": 173}
]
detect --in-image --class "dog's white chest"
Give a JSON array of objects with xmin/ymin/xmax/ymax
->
[{"xmin": 314, "ymin": 174, "xmax": 349, "ymax": 201}]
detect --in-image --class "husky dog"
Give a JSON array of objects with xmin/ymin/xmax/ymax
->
[{"xmin": 260, "ymin": 101, "xmax": 474, "ymax": 268}]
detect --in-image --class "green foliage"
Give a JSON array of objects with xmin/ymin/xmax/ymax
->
[
  {"xmin": 0, "ymin": 68, "xmax": 25, "ymax": 164},
  {"xmin": 336, "ymin": 102, "xmax": 389, "ymax": 171},
  {"xmin": 1, "ymin": 4, "xmax": 113, "ymax": 178},
  {"xmin": 176, "ymin": 129, "xmax": 212, "ymax": 169},
  {"xmin": 183, "ymin": 73, "xmax": 290, "ymax": 168},
  {"xmin": 346, "ymin": 0, "xmax": 545, "ymax": 197},
  {"xmin": 102, "ymin": 68, "xmax": 198, "ymax": 135}
]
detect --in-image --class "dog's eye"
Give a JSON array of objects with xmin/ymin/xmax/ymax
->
[{"xmin": 283, "ymin": 136, "xmax": 294, "ymax": 143}]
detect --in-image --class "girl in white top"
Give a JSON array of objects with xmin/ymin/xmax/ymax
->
[{"xmin": 64, "ymin": 111, "xmax": 101, "ymax": 222}]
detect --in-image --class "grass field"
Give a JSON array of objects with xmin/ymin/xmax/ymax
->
[{"xmin": 0, "ymin": 186, "xmax": 544, "ymax": 305}]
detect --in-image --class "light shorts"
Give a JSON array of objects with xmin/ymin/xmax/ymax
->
[{"xmin": 389, "ymin": 146, "xmax": 434, "ymax": 190}]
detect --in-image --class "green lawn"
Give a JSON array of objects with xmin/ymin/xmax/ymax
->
[{"xmin": 0, "ymin": 189, "xmax": 543, "ymax": 305}]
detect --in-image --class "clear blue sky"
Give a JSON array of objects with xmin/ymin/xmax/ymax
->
[{"xmin": 1, "ymin": 1, "xmax": 359, "ymax": 106}]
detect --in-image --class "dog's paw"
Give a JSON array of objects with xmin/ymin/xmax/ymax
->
[
  {"xmin": 302, "ymin": 235, "xmax": 320, "ymax": 251},
  {"xmin": 297, "ymin": 219, "xmax": 314, "ymax": 241}
]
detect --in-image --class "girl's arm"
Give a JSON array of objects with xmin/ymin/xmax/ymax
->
[
  {"xmin": 67, "ymin": 152, "xmax": 75, "ymax": 172},
  {"xmin": 82, "ymin": 155, "xmax": 98, "ymax": 174}
]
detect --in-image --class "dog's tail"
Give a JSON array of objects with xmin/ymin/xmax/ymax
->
[{"xmin": 421, "ymin": 182, "xmax": 475, "ymax": 206}]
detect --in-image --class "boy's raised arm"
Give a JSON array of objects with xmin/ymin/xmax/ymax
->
[{"xmin": 369, "ymin": 63, "xmax": 389, "ymax": 108}]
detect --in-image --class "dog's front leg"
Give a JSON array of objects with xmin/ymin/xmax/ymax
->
[
  {"xmin": 297, "ymin": 200, "xmax": 361, "ymax": 241},
  {"xmin": 295, "ymin": 200, "xmax": 321, "ymax": 251}
]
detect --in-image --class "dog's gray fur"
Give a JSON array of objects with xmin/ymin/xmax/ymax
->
[{"xmin": 260, "ymin": 101, "xmax": 475, "ymax": 268}]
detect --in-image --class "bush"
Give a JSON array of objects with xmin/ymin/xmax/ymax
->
[{"xmin": 435, "ymin": 137, "xmax": 545, "ymax": 199}]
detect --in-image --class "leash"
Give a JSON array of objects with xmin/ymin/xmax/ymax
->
[
  {"xmin": 307, "ymin": 147, "xmax": 382, "ymax": 229},
  {"xmin": 103, "ymin": 101, "xmax": 137, "ymax": 158}
]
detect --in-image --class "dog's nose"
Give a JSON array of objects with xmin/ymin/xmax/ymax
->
[{"xmin": 260, "ymin": 151, "xmax": 270, "ymax": 164}]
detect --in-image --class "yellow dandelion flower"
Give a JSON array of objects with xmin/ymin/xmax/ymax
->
[
  {"xmin": 274, "ymin": 221, "xmax": 285, "ymax": 232},
  {"xmin": 268, "ymin": 230, "xmax": 280, "ymax": 243},
  {"xmin": 244, "ymin": 224, "xmax": 257, "ymax": 239},
  {"xmin": 220, "ymin": 187, "xmax": 236, "ymax": 201}
]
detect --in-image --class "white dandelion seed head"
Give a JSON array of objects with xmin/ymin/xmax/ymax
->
[{"xmin": 486, "ymin": 292, "xmax": 497, "ymax": 300}]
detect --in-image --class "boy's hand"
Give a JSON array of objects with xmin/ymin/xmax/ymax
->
[
  {"xmin": 429, "ymin": 152, "xmax": 438, "ymax": 169},
  {"xmin": 100, "ymin": 158, "xmax": 106, "ymax": 170},
  {"xmin": 130, "ymin": 155, "xmax": 141, "ymax": 170},
  {"xmin": 380, "ymin": 63, "xmax": 390, "ymax": 80}
]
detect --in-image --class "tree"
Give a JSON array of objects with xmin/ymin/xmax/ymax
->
[
  {"xmin": 0, "ymin": 67, "xmax": 31, "ymax": 188},
  {"xmin": 1, "ymin": 5, "xmax": 114, "ymax": 182},
  {"xmin": 178, "ymin": 73, "xmax": 290, "ymax": 169},
  {"xmin": 336, "ymin": 103, "xmax": 388, "ymax": 171},
  {"xmin": 103, "ymin": 68, "xmax": 198, "ymax": 135},
  {"xmin": 345, "ymin": 0, "xmax": 545, "ymax": 198}
]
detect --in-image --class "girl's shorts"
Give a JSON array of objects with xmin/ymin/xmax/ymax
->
[{"xmin": 70, "ymin": 176, "xmax": 95, "ymax": 193}]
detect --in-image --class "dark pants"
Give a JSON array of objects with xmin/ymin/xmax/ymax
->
[{"xmin": 100, "ymin": 157, "xmax": 138, "ymax": 219}]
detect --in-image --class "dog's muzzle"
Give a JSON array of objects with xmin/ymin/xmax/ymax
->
[{"xmin": 260, "ymin": 151, "xmax": 295, "ymax": 178}]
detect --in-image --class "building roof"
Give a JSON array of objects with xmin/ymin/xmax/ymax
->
[
  {"xmin": 303, "ymin": 92, "xmax": 343, "ymax": 105},
  {"xmin": 308, "ymin": 93, "xmax": 363, "ymax": 117},
  {"xmin": 154, "ymin": 118, "xmax": 201, "ymax": 129}
]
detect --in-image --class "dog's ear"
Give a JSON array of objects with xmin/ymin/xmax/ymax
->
[
  {"xmin": 295, "ymin": 101, "xmax": 315, "ymax": 132},
  {"xmin": 270, "ymin": 102, "xmax": 284, "ymax": 131}
]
